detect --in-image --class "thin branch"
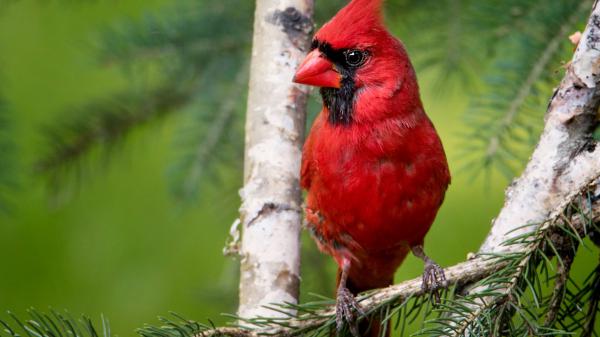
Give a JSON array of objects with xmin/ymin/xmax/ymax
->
[
  {"xmin": 544, "ymin": 250, "xmax": 575, "ymax": 327},
  {"xmin": 188, "ymin": 257, "xmax": 503, "ymax": 337},
  {"xmin": 195, "ymin": 328, "xmax": 253, "ymax": 337}
]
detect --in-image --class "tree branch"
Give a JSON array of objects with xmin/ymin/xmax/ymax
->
[
  {"xmin": 191, "ymin": 200, "xmax": 600, "ymax": 337},
  {"xmin": 192, "ymin": 257, "xmax": 507, "ymax": 337}
]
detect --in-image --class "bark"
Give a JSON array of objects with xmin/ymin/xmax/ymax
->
[{"xmin": 237, "ymin": 0, "xmax": 314, "ymax": 321}]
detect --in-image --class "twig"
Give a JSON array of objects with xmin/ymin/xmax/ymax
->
[
  {"xmin": 543, "ymin": 251, "xmax": 575, "ymax": 327},
  {"xmin": 195, "ymin": 327, "xmax": 254, "ymax": 337}
]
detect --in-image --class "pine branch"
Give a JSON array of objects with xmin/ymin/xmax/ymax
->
[
  {"xmin": 556, "ymin": 259, "xmax": 600, "ymax": 334},
  {"xmin": 135, "ymin": 258, "xmax": 502, "ymax": 337},
  {"xmin": 402, "ymin": 0, "xmax": 479, "ymax": 87},
  {"xmin": 132, "ymin": 198, "xmax": 600, "ymax": 337},
  {"xmin": 36, "ymin": 82, "xmax": 193, "ymax": 183},
  {"xmin": 96, "ymin": 1, "xmax": 252, "ymax": 66},
  {"xmin": 480, "ymin": 1, "xmax": 587, "ymax": 172},
  {"xmin": 478, "ymin": 0, "xmax": 600, "ymax": 255},
  {"xmin": 432, "ymin": 186, "xmax": 598, "ymax": 337},
  {"xmin": 169, "ymin": 62, "xmax": 248, "ymax": 200},
  {"xmin": 1, "ymin": 191, "xmax": 597, "ymax": 337},
  {"xmin": 0, "ymin": 309, "xmax": 110, "ymax": 337},
  {"xmin": 36, "ymin": 0, "xmax": 253, "ymax": 190},
  {"xmin": 459, "ymin": 0, "xmax": 590, "ymax": 178},
  {"xmin": 543, "ymin": 237, "xmax": 575, "ymax": 327}
]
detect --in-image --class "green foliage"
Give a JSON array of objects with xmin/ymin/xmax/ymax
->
[
  {"xmin": 417, "ymin": 194, "xmax": 600, "ymax": 337},
  {"xmin": 0, "ymin": 310, "xmax": 110, "ymax": 337},
  {"xmin": 34, "ymin": 0, "xmax": 595, "ymax": 198},
  {"xmin": 2, "ymin": 0, "xmax": 599, "ymax": 336},
  {"xmin": 37, "ymin": 0, "xmax": 252, "ymax": 200},
  {"xmin": 37, "ymin": 82, "xmax": 193, "ymax": 190},
  {"xmin": 0, "ymin": 93, "xmax": 16, "ymax": 211},
  {"xmin": 385, "ymin": 0, "xmax": 592, "ymax": 180},
  {"xmin": 457, "ymin": 0, "xmax": 592, "ymax": 179},
  {"xmin": 4, "ymin": 208, "xmax": 597, "ymax": 337}
]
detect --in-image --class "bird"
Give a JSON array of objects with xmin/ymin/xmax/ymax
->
[{"xmin": 292, "ymin": 0, "xmax": 451, "ymax": 336}]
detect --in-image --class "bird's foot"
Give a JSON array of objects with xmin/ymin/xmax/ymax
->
[
  {"xmin": 336, "ymin": 286, "xmax": 364, "ymax": 337},
  {"xmin": 422, "ymin": 260, "xmax": 447, "ymax": 303}
]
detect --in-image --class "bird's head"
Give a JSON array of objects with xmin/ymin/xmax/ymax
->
[{"xmin": 293, "ymin": 0, "xmax": 418, "ymax": 125}]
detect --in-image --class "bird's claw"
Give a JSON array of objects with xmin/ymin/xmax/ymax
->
[
  {"xmin": 422, "ymin": 261, "xmax": 447, "ymax": 303},
  {"xmin": 336, "ymin": 286, "xmax": 364, "ymax": 337}
]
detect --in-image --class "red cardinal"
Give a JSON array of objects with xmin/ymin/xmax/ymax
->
[{"xmin": 293, "ymin": 0, "xmax": 450, "ymax": 336}]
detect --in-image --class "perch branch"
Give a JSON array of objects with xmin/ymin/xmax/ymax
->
[{"xmin": 194, "ymin": 201, "xmax": 600, "ymax": 337}]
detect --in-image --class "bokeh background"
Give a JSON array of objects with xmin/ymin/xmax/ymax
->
[{"xmin": 0, "ymin": 0, "xmax": 597, "ymax": 336}]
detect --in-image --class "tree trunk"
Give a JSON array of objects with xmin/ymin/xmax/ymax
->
[{"xmin": 238, "ymin": 0, "xmax": 314, "ymax": 321}]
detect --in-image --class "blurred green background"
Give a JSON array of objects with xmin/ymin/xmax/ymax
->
[{"xmin": 0, "ymin": 0, "xmax": 596, "ymax": 336}]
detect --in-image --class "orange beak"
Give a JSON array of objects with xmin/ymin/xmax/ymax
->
[{"xmin": 293, "ymin": 50, "xmax": 341, "ymax": 88}]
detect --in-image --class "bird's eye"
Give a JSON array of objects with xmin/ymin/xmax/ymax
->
[{"xmin": 344, "ymin": 50, "xmax": 367, "ymax": 67}]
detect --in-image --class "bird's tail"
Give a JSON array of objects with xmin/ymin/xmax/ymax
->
[{"xmin": 336, "ymin": 269, "xmax": 394, "ymax": 337}]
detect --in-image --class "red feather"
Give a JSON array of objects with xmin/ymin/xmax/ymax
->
[{"xmin": 296, "ymin": 0, "xmax": 450, "ymax": 335}]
